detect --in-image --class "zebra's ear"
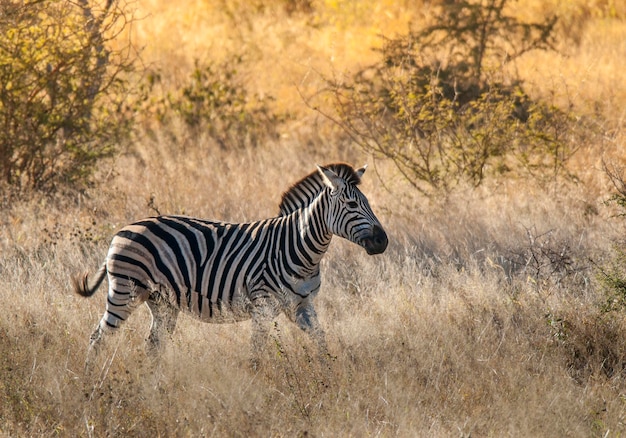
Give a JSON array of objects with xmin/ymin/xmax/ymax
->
[
  {"xmin": 356, "ymin": 165, "xmax": 367, "ymax": 179},
  {"xmin": 317, "ymin": 165, "xmax": 345, "ymax": 191}
]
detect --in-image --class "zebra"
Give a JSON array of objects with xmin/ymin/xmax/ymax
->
[{"xmin": 73, "ymin": 163, "xmax": 388, "ymax": 366}]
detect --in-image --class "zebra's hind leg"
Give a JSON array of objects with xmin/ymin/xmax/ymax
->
[
  {"xmin": 83, "ymin": 322, "xmax": 105, "ymax": 374},
  {"xmin": 145, "ymin": 299, "xmax": 179, "ymax": 356},
  {"xmin": 83, "ymin": 314, "xmax": 119, "ymax": 375},
  {"xmin": 82, "ymin": 319, "xmax": 123, "ymax": 401}
]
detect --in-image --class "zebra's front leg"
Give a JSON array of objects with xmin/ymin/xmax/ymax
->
[
  {"xmin": 249, "ymin": 295, "xmax": 281, "ymax": 370},
  {"xmin": 295, "ymin": 302, "xmax": 331, "ymax": 363}
]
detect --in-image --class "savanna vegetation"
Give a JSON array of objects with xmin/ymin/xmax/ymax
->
[{"xmin": 1, "ymin": 0, "xmax": 626, "ymax": 435}]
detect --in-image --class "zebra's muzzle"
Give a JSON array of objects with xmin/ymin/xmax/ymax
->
[{"xmin": 363, "ymin": 224, "xmax": 388, "ymax": 255}]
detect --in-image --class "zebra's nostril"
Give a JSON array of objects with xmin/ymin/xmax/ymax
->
[{"xmin": 366, "ymin": 225, "xmax": 388, "ymax": 254}]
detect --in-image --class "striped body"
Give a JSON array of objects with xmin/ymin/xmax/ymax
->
[
  {"xmin": 106, "ymin": 213, "xmax": 326, "ymax": 326},
  {"xmin": 74, "ymin": 163, "xmax": 388, "ymax": 365}
]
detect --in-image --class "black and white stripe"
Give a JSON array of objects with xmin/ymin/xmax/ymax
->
[{"xmin": 74, "ymin": 163, "xmax": 388, "ymax": 363}]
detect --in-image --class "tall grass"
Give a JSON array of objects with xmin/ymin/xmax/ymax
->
[
  {"xmin": 2, "ymin": 137, "xmax": 626, "ymax": 436},
  {"xmin": 1, "ymin": 1, "xmax": 626, "ymax": 436}
]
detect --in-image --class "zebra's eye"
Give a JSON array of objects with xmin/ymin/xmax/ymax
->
[{"xmin": 346, "ymin": 200, "xmax": 359, "ymax": 209}]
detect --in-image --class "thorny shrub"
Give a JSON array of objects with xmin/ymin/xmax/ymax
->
[
  {"xmin": 139, "ymin": 56, "xmax": 283, "ymax": 150},
  {"xmin": 313, "ymin": 0, "xmax": 588, "ymax": 196},
  {"xmin": 0, "ymin": 0, "xmax": 137, "ymax": 193}
]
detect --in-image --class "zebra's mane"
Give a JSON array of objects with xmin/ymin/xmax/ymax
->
[{"xmin": 279, "ymin": 163, "xmax": 362, "ymax": 216}]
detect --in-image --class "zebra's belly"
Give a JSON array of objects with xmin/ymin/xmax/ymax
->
[{"xmin": 186, "ymin": 290, "xmax": 252, "ymax": 324}]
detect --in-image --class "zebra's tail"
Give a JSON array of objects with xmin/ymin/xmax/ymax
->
[{"xmin": 72, "ymin": 262, "xmax": 107, "ymax": 297}]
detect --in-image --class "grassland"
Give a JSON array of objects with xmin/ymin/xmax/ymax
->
[{"xmin": 1, "ymin": 0, "xmax": 626, "ymax": 436}]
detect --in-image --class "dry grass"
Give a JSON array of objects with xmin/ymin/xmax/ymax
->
[
  {"xmin": 2, "ymin": 1, "xmax": 626, "ymax": 436},
  {"xmin": 2, "ymin": 139, "xmax": 626, "ymax": 436}
]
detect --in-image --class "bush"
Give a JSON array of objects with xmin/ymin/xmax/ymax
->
[
  {"xmin": 314, "ymin": 0, "xmax": 583, "ymax": 196},
  {"xmin": 141, "ymin": 56, "xmax": 282, "ymax": 150},
  {"xmin": 596, "ymin": 160, "xmax": 626, "ymax": 312},
  {"xmin": 603, "ymin": 159, "xmax": 626, "ymax": 216},
  {"xmin": 0, "ymin": 0, "xmax": 137, "ymax": 193}
]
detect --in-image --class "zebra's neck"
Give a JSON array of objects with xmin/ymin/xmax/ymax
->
[{"xmin": 290, "ymin": 191, "xmax": 333, "ymax": 268}]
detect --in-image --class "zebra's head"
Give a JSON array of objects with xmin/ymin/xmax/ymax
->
[
  {"xmin": 279, "ymin": 163, "xmax": 388, "ymax": 255},
  {"xmin": 316, "ymin": 164, "xmax": 388, "ymax": 255}
]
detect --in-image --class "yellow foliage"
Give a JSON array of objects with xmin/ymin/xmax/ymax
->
[{"xmin": 126, "ymin": 0, "xmax": 626, "ymax": 125}]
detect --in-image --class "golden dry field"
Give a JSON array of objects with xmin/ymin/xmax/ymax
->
[{"xmin": 1, "ymin": 0, "xmax": 626, "ymax": 436}]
